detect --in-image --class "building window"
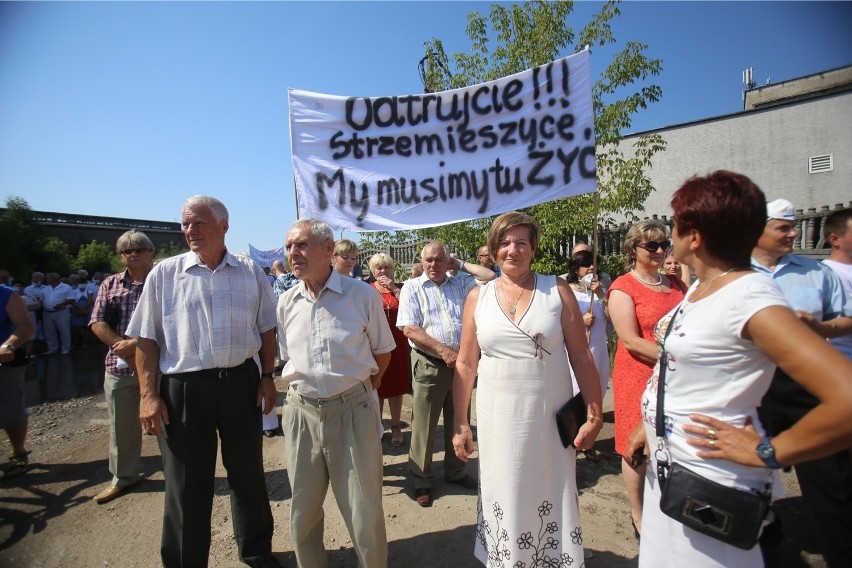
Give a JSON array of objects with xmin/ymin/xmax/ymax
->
[{"xmin": 809, "ymin": 154, "xmax": 833, "ymax": 174}]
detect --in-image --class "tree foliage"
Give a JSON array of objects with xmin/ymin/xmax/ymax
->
[
  {"xmin": 75, "ymin": 241, "xmax": 119, "ymax": 274},
  {"xmin": 155, "ymin": 241, "xmax": 189, "ymax": 262},
  {"xmin": 0, "ymin": 196, "xmax": 50, "ymax": 278},
  {"xmin": 44, "ymin": 237, "xmax": 74, "ymax": 277},
  {"xmin": 361, "ymin": 0, "xmax": 665, "ymax": 272}
]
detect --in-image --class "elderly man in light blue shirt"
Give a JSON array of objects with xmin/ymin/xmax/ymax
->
[
  {"xmin": 397, "ymin": 241, "xmax": 495, "ymax": 507},
  {"xmin": 752, "ymin": 198, "xmax": 852, "ymax": 567}
]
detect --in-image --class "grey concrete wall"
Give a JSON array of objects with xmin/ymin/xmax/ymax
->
[{"xmin": 615, "ymin": 90, "xmax": 851, "ymax": 220}]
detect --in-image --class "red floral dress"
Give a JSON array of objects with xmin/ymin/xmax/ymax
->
[{"xmin": 372, "ymin": 282, "xmax": 410, "ymax": 398}]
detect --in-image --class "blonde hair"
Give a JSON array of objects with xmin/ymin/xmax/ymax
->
[
  {"xmin": 333, "ymin": 239, "xmax": 358, "ymax": 256},
  {"xmin": 623, "ymin": 219, "xmax": 668, "ymax": 269},
  {"xmin": 368, "ymin": 253, "xmax": 396, "ymax": 275}
]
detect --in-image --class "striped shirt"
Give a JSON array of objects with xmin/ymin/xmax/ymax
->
[
  {"xmin": 397, "ymin": 272, "xmax": 477, "ymax": 356},
  {"xmin": 88, "ymin": 270, "xmax": 146, "ymax": 376},
  {"xmin": 126, "ymin": 250, "xmax": 278, "ymax": 374}
]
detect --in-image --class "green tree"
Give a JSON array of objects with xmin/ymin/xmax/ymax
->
[
  {"xmin": 364, "ymin": 0, "xmax": 665, "ymax": 273},
  {"xmin": 75, "ymin": 241, "xmax": 119, "ymax": 275},
  {"xmin": 0, "ymin": 196, "xmax": 50, "ymax": 278},
  {"xmin": 44, "ymin": 237, "xmax": 74, "ymax": 277},
  {"xmin": 154, "ymin": 241, "xmax": 189, "ymax": 262}
]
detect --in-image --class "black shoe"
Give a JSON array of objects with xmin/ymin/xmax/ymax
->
[
  {"xmin": 414, "ymin": 487, "xmax": 432, "ymax": 507},
  {"xmin": 263, "ymin": 429, "xmax": 277, "ymax": 438},
  {"xmin": 446, "ymin": 475, "xmax": 478, "ymax": 490}
]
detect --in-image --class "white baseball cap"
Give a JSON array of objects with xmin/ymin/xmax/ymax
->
[{"xmin": 766, "ymin": 199, "xmax": 796, "ymax": 221}]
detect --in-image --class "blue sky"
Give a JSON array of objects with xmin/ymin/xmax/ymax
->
[{"xmin": 1, "ymin": 1, "xmax": 850, "ymax": 253}]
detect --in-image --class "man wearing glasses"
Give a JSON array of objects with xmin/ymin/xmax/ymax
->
[
  {"xmin": 475, "ymin": 245, "xmax": 500, "ymax": 283},
  {"xmin": 89, "ymin": 230, "xmax": 155, "ymax": 504}
]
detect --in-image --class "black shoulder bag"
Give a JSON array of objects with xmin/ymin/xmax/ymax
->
[{"xmin": 654, "ymin": 306, "xmax": 771, "ymax": 550}]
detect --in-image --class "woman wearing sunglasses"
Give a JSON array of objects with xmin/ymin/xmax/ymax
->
[{"xmin": 606, "ymin": 219, "xmax": 688, "ymax": 539}]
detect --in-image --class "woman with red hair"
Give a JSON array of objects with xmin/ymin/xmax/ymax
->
[{"xmin": 628, "ymin": 171, "xmax": 852, "ymax": 566}]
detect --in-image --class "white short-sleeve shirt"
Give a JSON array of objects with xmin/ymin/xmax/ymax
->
[
  {"xmin": 126, "ymin": 250, "xmax": 278, "ymax": 374},
  {"xmin": 277, "ymin": 270, "xmax": 395, "ymax": 398}
]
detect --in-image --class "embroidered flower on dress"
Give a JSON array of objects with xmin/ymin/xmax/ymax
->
[
  {"xmin": 517, "ymin": 532, "xmax": 534, "ymax": 549},
  {"xmin": 546, "ymin": 522, "xmax": 559, "ymax": 534},
  {"xmin": 493, "ymin": 503, "xmax": 504, "ymax": 520},
  {"xmin": 538, "ymin": 501, "xmax": 553, "ymax": 516},
  {"xmin": 570, "ymin": 526, "xmax": 583, "ymax": 545},
  {"xmin": 544, "ymin": 536, "xmax": 559, "ymax": 550}
]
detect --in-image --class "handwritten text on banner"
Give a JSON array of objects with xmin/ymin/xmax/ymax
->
[{"xmin": 289, "ymin": 49, "xmax": 596, "ymax": 231}]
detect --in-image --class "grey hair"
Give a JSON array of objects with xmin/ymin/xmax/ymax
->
[
  {"xmin": 116, "ymin": 229, "xmax": 155, "ymax": 255},
  {"xmin": 368, "ymin": 252, "xmax": 396, "ymax": 274},
  {"xmin": 77, "ymin": 269, "xmax": 88, "ymax": 278},
  {"xmin": 291, "ymin": 218, "xmax": 333, "ymax": 243},
  {"xmin": 421, "ymin": 240, "xmax": 450, "ymax": 259},
  {"xmin": 183, "ymin": 195, "xmax": 229, "ymax": 222}
]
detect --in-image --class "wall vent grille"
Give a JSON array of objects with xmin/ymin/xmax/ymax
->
[{"xmin": 809, "ymin": 154, "xmax": 834, "ymax": 173}]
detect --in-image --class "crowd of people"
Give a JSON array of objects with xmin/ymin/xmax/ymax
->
[{"xmin": 2, "ymin": 171, "xmax": 852, "ymax": 567}]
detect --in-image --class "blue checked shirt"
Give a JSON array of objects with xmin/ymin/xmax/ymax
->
[{"xmin": 397, "ymin": 272, "xmax": 477, "ymax": 356}]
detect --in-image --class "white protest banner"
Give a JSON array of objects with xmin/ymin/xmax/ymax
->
[
  {"xmin": 248, "ymin": 244, "xmax": 285, "ymax": 267},
  {"xmin": 289, "ymin": 49, "xmax": 596, "ymax": 231}
]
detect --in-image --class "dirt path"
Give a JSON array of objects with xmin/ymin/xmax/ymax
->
[{"xmin": 0, "ymin": 365, "xmax": 826, "ymax": 567}]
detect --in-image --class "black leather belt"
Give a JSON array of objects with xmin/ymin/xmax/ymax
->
[{"xmin": 170, "ymin": 358, "xmax": 254, "ymax": 379}]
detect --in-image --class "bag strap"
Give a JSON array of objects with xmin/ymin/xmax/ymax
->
[{"xmin": 655, "ymin": 304, "xmax": 683, "ymax": 484}]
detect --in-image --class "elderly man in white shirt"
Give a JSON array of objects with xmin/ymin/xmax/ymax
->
[
  {"xmin": 397, "ymin": 241, "xmax": 495, "ymax": 507},
  {"xmin": 42, "ymin": 272, "xmax": 77, "ymax": 355},
  {"xmin": 277, "ymin": 218, "xmax": 395, "ymax": 568},
  {"xmin": 278, "ymin": 219, "xmax": 396, "ymax": 568},
  {"xmin": 127, "ymin": 195, "xmax": 281, "ymax": 568}
]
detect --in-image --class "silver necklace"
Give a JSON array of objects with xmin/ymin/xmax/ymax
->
[
  {"xmin": 631, "ymin": 269, "xmax": 662, "ymax": 286},
  {"xmin": 688, "ymin": 267, "xmax": 738, "ymax": 303},
  {"xmin": 500, "ymin": 274, "xmax": 532, "ymax": 315}
]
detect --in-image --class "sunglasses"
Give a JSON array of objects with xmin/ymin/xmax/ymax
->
[
  {"xmin": 121, "ymin": 248, "xmax": 150, "ymax": 255},
  {"xmin": 636, "ymin": 240, "xmax": 671, "ymax": 253}
]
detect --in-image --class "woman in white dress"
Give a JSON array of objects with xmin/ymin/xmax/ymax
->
[
  {"xmin": 564, "ymin": 250, "xmax": 610, "ymax": 397},
  {"xmin": 625, "ymin": 171, "xmax": 852, "ymax": 567},
  {"xmin": 452, "ymin": 211, "xmax": 604, "ymax": 567}
]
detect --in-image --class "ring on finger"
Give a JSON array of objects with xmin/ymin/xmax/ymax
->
[
  {"xmin": 707, "ymin": 428, "xmax": 717, "ymax": 440},
  {"xmin": 708, "ymin": 439, "xmax": 716, "ymax": 449}
]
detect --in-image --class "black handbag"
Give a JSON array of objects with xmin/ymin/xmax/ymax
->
[
  {"xmin": 556, "ymin": 392, "xmax": 586, "ymax": 448},
  {"xmin": 654, "ymin": 305, "xmax": 771, "ymax": 550},
  {"xmin": 1, "ymin": 347, "xmax": 31, "ymax": 368}
]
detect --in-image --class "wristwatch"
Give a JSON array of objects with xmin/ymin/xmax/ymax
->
[
  {"xmin": 261, "ymin": 372, "xmax": 274, "ymax": 379},
  {"xmin": 756, "ymin": 436, "xmax": 782, "ymax": 469}
]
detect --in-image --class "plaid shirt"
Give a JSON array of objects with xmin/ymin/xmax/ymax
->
[
  {"xmin": 273, "ymin": 272, "xmax": 300, "ymax": 297},
  {"xmin": 89, "ymin": 270, "xmax": 146, "ymax": 376}
]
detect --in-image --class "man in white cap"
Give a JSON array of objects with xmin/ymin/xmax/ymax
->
[{"xmin": 752, "ymin": 198, "xmax": 852, "ymax": 567}]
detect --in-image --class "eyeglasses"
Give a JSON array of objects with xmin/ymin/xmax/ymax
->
[
  {"xmin": 477, "ymin": 254, "xmax": 490, "ymax": 258},
  {"xmin": 121, "ymin": 248, "xmax": 150, "ymax": 255},
  {"xmin": 577, "ymin": 261, "xmax": 594, "ymax": 268},
  {"xmin": 636, "ymin": 240, "xmax": 671, "ymax": 253}
]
